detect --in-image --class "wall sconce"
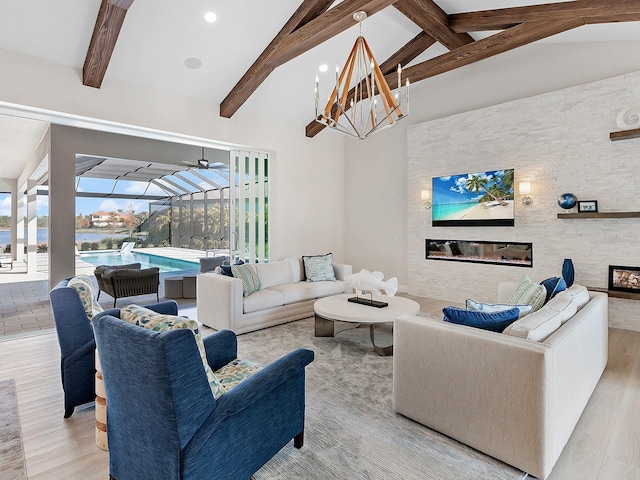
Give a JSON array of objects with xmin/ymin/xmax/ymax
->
[
  {"xmin": 519, "ymin": 181, "xmax": 533, "ymax": 206},
  {"xmin": 421, "ymin": 189, "xmax": 432, "ymax": 209}
]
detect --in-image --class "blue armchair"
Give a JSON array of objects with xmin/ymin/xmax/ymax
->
[
  {"xmin": 49, "ymin": 277, "xmax": 178, "ymax": 418},
  {"xmin": 92, "ymin": 313, "xmax": 314, "ymax": 480}
]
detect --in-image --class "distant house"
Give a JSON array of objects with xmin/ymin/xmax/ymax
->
[{"xmin": 90, "ymin": 211, "xmax": 123, "ymax": 228}]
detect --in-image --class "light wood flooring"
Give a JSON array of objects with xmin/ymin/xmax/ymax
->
[{"xmin": 1, "ymin": 295, "xmax": 639, "ymax": 479}]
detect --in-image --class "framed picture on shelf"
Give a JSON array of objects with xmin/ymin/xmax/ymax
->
[
  {"xmin": 577, "ymin": 200, "xmax": 598, "ymax": 213},
  {"xmin": 608, "ymin": 265, "xmax": 640, "ymax": 293}
]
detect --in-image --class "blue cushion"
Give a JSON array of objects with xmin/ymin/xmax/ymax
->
[
  {"xmin": 540, "ymin": 276, "xmax": 567, "ymax": 303},
  {"xmin": 220, "ymin": 260, "xmax": 244, "ymax": 277},
  {"xmin": 443, "ymin": 306, "xmax": 520, "ymax": 333}
]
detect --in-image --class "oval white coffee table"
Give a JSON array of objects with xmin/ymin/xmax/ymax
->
[{"xmin": 314, "ymin": 294, "xmax": 420, "ymax": 356}]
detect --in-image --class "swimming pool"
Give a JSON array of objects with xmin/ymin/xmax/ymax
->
[{"xmin": 78, "ymin": 251, "xmax": 199, "ymax": 273}]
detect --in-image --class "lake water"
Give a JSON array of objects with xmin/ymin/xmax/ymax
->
[{"xmin": 0, "ymin": 228, "xmax": 128, "ymax": 245}]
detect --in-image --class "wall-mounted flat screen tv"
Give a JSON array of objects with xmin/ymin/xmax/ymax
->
[{"xmin": 432, "ymin": 169, "xmax": 515, "ymax": 227}]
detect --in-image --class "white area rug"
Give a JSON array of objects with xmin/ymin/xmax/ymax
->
[{"xmin": 231, "ymin": 317, "xmax": 522, "ymax": 480}]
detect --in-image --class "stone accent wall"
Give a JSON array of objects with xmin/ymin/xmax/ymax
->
[{"xmin": 407, "ymin": 70, "xmax": 640, "ymax": 331}]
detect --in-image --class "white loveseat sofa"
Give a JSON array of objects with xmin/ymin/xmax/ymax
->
[
  {"xmin": 393, "ymin": 282, "xmax": 608, "ymax": 480},
  {"xmin": 197, "ymin": 258, "xmax": 352, "ymax": 334}
]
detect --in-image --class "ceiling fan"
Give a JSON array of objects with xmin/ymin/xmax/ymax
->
[{"xmin": 181, "ymin": 147, "xmax": 209, "ymax": 169}]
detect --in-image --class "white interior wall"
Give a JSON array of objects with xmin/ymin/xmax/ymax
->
[{"xmin": 345, "ymin": 40, "xmax": 640, "ymax": 288}]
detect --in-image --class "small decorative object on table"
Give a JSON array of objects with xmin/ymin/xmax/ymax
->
[
  {"xmin": 557, "ymin": 193, "xmax": 577, "ymax": 210},
  {"xmin": 577, "ymin": 200, "xmax": 598, "ymax": 213},
  {"xmin": 345, "ymin": 269, "xmax": 398, "ymax": 308}
]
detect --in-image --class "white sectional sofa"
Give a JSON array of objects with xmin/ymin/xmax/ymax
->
[
  {"xmin": 393, "ymin": 282, "xmax": 608, "ymax": 480},
  {"xmin": 197, "ymin": 258, "xmax": 352, "ymax": 334}
]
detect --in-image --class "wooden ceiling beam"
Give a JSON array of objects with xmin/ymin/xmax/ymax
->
[
  {"xmin": 83, "ymin": 0, "xmax": 134, "ymax": 88},
  {"xmin": 378, "ymin": 31, "xmax": 436, "ymax": 73},
  {"xmin": 448, "ymin": 0, "xmax": 640, "ymax": 33},
  {"xmin": 585, "ymin": 11, "xmax": 640, "ymax": 24},
  {"xmin": 388, "ymin": 18, "xmax": 585, "ymax": 87},
  {"xmin": 394, "ymin": 0, "xmax": 474, "ymax": 50},
  {"xmin": 220, "ymin": 0, "xmax": 333, "ymax": 118},
  {"xmin": 306, "ymin": 32, "xmax": 436, "ymax": 137},
  {"xmin": 266, "ymin": 0, "xmax": 401, "ymax": 68}
]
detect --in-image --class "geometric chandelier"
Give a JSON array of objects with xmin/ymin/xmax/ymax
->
[{"xmin": 314, "ymin": 11, "xmax": 409, "ymax": 140}]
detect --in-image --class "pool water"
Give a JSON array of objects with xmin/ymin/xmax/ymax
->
[{"xmin": 79, "ymin": 251, "xmax": 199, "ymax": 273}]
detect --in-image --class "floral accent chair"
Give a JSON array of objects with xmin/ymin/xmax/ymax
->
[
  {"xmin": 92, "ymin": 310, "xmax": 315, "ymax": 480},
  {"xmin": 49, "ymin": 277, "xmax": 178, "ymax": 418}
]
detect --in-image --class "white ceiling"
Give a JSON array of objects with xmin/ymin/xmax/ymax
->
[{"xmin": 0, "ymin": 0, "xmax": 639, "ymax": 182}]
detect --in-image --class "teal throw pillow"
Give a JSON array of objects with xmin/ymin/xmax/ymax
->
[
  {"xmin": 231, "ymin": 264, "xmax": 261, "ymax": 297},
  {"xmin": 302, "ymin": 253, "xmax": 336, "ymax": 282},
  {"xmin": 443, "ymin": 306, "xmax": 520, "ymax": 333},
  {"xmin": 221, "ymin": 260, "xmax": 244, "ymax": 277}
]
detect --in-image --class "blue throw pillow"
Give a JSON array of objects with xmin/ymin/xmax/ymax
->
[
  {"xmin": 540, "ymin": 276, "xmax": 567, "ymax": 303},
  {"xmin": 443, "ymin": 306, "xmax": 520, "ymax": 333},
  {"xmin": 220, "ymin": 260, "xmax": 244, "ymax": 277}
]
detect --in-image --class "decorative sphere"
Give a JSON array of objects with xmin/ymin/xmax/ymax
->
[{"xmin": 557, "ymin": 193, "xmax": 577, "ymax": 209}]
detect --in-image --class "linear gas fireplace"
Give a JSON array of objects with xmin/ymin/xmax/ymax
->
[{"xmin": 426, "ymin": 239, "xmax": 532, "ymax": 267}]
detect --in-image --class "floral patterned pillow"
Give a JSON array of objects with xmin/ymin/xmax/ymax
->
[
  {"xmin": 215, "ymin": 358, "xmax": 264, "ymax": 393},
  {"xmin": 68, "ymin": 275, "xmax": 103, "ymax": 321},
  {"xmin": 120, "ymin": 304, "xmax": 225, "ymax": 399}
]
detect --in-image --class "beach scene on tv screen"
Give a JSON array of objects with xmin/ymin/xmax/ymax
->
[{"xmin": 432, "ymin": 169, "xmax": 514, "ymax": 223}]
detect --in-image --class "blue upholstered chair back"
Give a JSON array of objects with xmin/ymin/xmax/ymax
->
[
  {"xmin": 94, "ymin": 316, "xmax": 214, "ymax": 478},
  {"xmin": 49, "ymin": 278, "xmax": 180, "ymax": 418},
  {"xmin": 49, "ymin": 278, "xmax": 97, "ymax": 416},
  {"xmin": 93, "ymin": 313, "xmax": 314, "ymax": 480}
]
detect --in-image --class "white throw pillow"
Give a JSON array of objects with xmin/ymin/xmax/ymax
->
[{"xmin": 465, "ymin": 299, "xmax": 533, "ymax": 319}]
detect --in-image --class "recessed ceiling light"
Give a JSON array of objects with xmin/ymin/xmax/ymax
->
[
  {"xmin": 319, "ymin": 64, "xmax": 328, "ymax": 72},
  {"xmin": 204, "ymin": 11, "xmax": 217, "ymax": 23},
  {"xmin": 185, "ymin": 57, "xmax": 203, "ymax": 70}
]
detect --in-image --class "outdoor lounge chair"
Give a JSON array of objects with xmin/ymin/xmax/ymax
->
[
  {"xmin": 94, "ymin": 263, "xmax": 142, "ymax": 300},
  {"xmin": 119, "ymin": 241, "xmax": 135, "ymax": 254},
  {"xmin": 101, "ymin": 267, "xmax": 160, "ymax": 307}
]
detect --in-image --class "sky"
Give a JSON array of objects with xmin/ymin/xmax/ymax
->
[
  {"xmin": 1, "ymin": 169, "xmax": 228, "ymax": 218},
  {"xmin": 431, "ymin": 169, "xmax": 512, "ymax": 205}
]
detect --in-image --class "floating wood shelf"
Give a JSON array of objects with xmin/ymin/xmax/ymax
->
[
  {"xmin": 586, "ymin": 286, "xmax": 640, "ymax": 300},
  {"xmin": 610, "ymin": 127, "xmax": 640, "ymax": 141},
  {"xmin": 557, "ymin": 212, "xmax": 640, "ymax": 219}
]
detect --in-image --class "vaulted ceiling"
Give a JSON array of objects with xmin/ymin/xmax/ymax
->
[
  {"xmin": 1, "ymin": 0, "xmax": 640, "ymax": 175},
  {"xmin": 76, "ymin": 0, "xmax": 640, "ymax": 138}
]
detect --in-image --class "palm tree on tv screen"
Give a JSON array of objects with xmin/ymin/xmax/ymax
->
[{"xmin": 465, "ymin": 174, "xmax": 508, "ymax": 206}]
